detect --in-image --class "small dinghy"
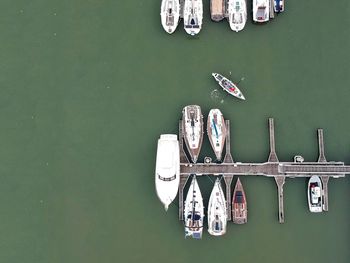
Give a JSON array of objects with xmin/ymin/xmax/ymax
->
[{"xmin": 307, "ymin": 175, "xmax": 323, "ymax": 213}]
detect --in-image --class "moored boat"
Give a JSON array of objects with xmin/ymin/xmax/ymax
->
[
  {"xmin": 207, "ymin": 109, "xmax": 226, "ymax": 161},
  {"xmin": 155, "ymin": 134, "xmax": 180, "ymax": 211},
  {"xmin": 253, "ymin": 0, "xmax": 269, "ymax": 23},
  {"xmin": 182, "ymin": 105, "xmax": 204, "ymax": 163},
  {"xmin": 184, "ymin": 175, "xmax": 204, "ymax": 239},
  {"xmin": 183, "ymin": 0, "xmax": 203, "ymax": 35},
  {"xmin": 274, "ymin": 0, "xmax": 284, "ymax": 13},
  {"xmin": 307, "ymin": 175, "xmax": 323, "ymax": 213},
  {"xmin": 207, "ymin": 178, "xmax": 227, "ymax": 236},
  {"xmin": 228, "ymin": 0, "xmax": 247, "ymax": 32},
  {"xmin": 210, "ymin": 0, "xmax": 225, "ymax": 21},
  {"xmin": 160, "ymin": 0, "xmax": 180, "ymax": 34},
  {"xmin": 232, "ymin": 177, "xmax": 248, "ymax": 224},
  {"xmin": 212, "ymin": 73, "xmax": 245, "ymax": 100}
]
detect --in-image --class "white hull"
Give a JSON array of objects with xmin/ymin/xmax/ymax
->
[
  {"xmin": 253, "ymin": 0, "xmax": 269, "ymax": 23},
  {"xmin": 212, "ymin": 73, "xmax": 246, "ymax": 100},
  {"xmin": 228, "ymin": 0, "xmax": 247, "ymax": 32},
  {"xmin": 184, "ymin": 176, "xmax": 204, "ymax": 239},
  {"xmin": 155, "ymin": 134, "xmax": 180, "ymax": 211},
  {"xmin": 207, "ymin": 178, "xmax": 227, "ymax": 236},
  {"xmin": 182, "ymin": 105, "xmax": 203, "ymax": 163},
  {"xmin": 307, "ymin": 176, "xmax": 323, "ymax": 213},
  {"xmin": 207, "ymin": 109, "xmax": 226, "ymax": 161},
  {"xmin": 161, "ymin": 0, "xmax": 180, "ymax": 34},
  {"xmin": 183, "ymin": 0, "xmax": 203, "ymax": 35}
]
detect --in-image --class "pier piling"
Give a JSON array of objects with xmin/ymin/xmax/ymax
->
[
  {"xmin": 274, "ymin": 176, "xmax": 286, "ymax": 223},
  {"xmin": 224, "ymin": 120, "xmax": 234, "ymax": 163},
  {"xmin": 317, "ymin": 129, "xmax": 327, "ymax": 163},
  {"xmin": 268, "ymin": 118, "xmax": 279, "ymax": 163}
]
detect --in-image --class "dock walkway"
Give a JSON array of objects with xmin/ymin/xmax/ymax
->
[{"xmin": 178, "ymin": 118, "xmax": 348, "ymax": 223}]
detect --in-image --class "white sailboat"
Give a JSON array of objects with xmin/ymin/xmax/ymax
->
[
  {"xmin": 155, "ymin": 134, "xmax": 180, "ymax": 211},
  {"xmin": 182, "ymin": 105, "xmax": 204, "ymax": 163},
  {"xmin": 207, "ymin": 109, "xmax": 226, "ymax": 161},
  {"xmin": 160, "ymin": 0, "xmax": 180, "ymax": 34},
  {"xmin": 228, "ymin": 0, "xmax": 247, "ymax": 32},
  {"xmin": 184, "ymin": 175, "xmax": 204, "ymax": 239},
  {"xmin": 207, "ymin": 178, "xmax": 227, "ymax": 236},
  {"xmin": 252, "ymin": 0, "xmax": 269, "ymax": 23},
  {"xmin": 307, "ymin": 175, "xmax": 323, "ymax": 213},
  {"xmin": 183, "ymin": 0, "xmax": 203, "ymax": 35}
]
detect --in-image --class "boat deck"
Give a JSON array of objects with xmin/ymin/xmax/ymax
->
[
  {"xmin": 211, "ymin": 0, "xmax": 225, "ymax": 21},
  {"xmin": 178, "ymin": 118, "xmax": 349, "ymax": 223}
]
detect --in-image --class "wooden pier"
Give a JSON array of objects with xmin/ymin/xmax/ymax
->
[
  {"xmin": 269, "ymin": 0, "xmax": 275, "ymax": 19},
  {"xmin": 178, "ymin": 118, "xmax": 349, "ymax": 223}
]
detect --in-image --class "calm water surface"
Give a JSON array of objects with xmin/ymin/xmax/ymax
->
[{"xmin": 0, "ymin": 1, "xmax": 349, "ymax": 262}]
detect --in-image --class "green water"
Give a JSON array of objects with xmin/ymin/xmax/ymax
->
[{"xmin": 0, "ymin": 0, "xmax": 349, "ymax": 262}]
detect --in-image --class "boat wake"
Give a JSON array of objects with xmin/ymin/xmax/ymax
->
[{"xmin": 210, "ymin": 89, "xmax": 225, "ymax": 104}]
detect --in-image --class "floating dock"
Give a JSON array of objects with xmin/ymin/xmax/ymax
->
[{"xmin": 178, "ymin": 118, "xmax": 349, "ymax": 223}]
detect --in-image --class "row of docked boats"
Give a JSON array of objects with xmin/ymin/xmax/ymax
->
[
  {"xmin": 182, "ymin": 105, "xmax": 227, "ymax": 163},
  {"xmin": 185, "ymin": 176, "xmax": 247, "ymax": 238},
  {"xmin": 161, "ymin": 0, "xmax": 203, "ymax": 35},
  {"xmin": 160, "ymin": 0, "xmax": 285, "ymax": 34}
]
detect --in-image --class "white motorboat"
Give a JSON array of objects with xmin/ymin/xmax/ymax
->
[
  {"xmin": 182, "ymin": 105, "xmax": 204, "ymax": 163},
  {"xmin": 228, "ymin": 0, "xmax": 247, "ymax": 32},
  {"xmin": 184, "ymin": 175, "xmax": 204, "ymax": 239},
  {"xmin": 160, "ymin": 0, "xmax": 180, "ymax": 34},
  {"xmin": 183, "ymin": 0, "xmax": 203, "ymax": 35},
  {"xmin": 274, "ymin": 0, "xmax": 284, "ymax": 13},
  {"xmin": 207, "ymin": 178, "xmax": 227, "ymax": 236},
  {"xmin": 307, "ymin": 175, "xmax": 323, "ymax": 213},
  {"xmin": 207, "ymin": 109, "xmax": 226, "ymax": 161},
  {"xmin": 252, "ymin": 0, "xmax": 269, "ymax": 23},
  {"xmin": 155, "ymin": 134, "xmax": 180, "ymax": 211}
]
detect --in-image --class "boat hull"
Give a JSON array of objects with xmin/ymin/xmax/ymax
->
[
  {"xmin": 161, "ymin": 0, "xmax": 180, "ymax": 34},
  {"xmin": 307, "ymin": 175, "xmax": 323, "ymax": 213},
  {"xmin": 183, "ymin": 0, "xmax": 203, "ymax": 35},
  {"xmin": 228, "ymin": 0, "xmax": 247, "ymax": 32},
  {"xmin": 207, "ymin": 178, "xmax": 227, "ymax": 236},
  {"xmin": 155, "ymin": 134, "xmax": 180, "ymax": 211},
  {"xmin": 184, "ymin": 176, "xmax": 204, "ymax": 239},
  {"xmin": 252, "ymin": 0, "xmax": 269, "ymax": 23},
  {"xmin": 274, "ymin": 0, "xmax": 284, "ymax": 13},
  {"xmin": 232, "ymin": 177, "xmax": 248, "ymax": 224},
  {"xmin": 212, "ymin": 73, "xmax": 245, "ymax": 100},
  {"xmin": 207, "ymin": 109, "xmax": 226, "ymax": 161},
  {"xmin": 182, "ymin": 105, "xmax": 204, "ymax": 163},
  {"xmin": 210, "ymin": 0, "xmax": 225, "ymax": 21}
]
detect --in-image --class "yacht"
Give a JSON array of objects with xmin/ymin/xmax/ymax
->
[
  {"xmin": 307, "ymin": 176, "xmax": 323, "ymax": 213},
  {"xmin": 155, "ymin": 134, "xmax": 180, "ymax": 211},
  {"xmin": 212, "ymin": 73, "xmax": 246, "ymax": 100},
  {"xmin": 182, "ymin": 105, "xmax": 204, "ymax": 163},
  {"xmin": 184, "ymin": 175, "xmax": 204, "ymax": 239},
  {"xmin": 207, "ymin": 178, "xmax": 227, "ymax": 236},
  {"xmin": 253, "ymin": 0, "xmax": 269, "ymax": 23},
  {"xmin": 207, "ymin": 109, "xmax": 227, "ymax": 161},
  {"xmin": 232, "ymin": 178, "xmax": 248, "ymax": 224},
  {"xmin": 160, "ymin": 0, "xmax": 180, "ymax": 34},
  {"xmin": 183, "ymin": 0, "xmax": 203, "ymax": 35},
  {"xmin": 274, "ymin": 0, "xmax": 284, "ymax": 13},
  {"xmin": 228, "ymin": 0, "xmax": 247, "ymax": 32}
]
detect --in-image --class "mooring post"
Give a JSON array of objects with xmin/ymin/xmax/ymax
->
[
  {"xmin": 268, "ymin": 118, "xmax": 279, "ymax": 162},
  {"xmin": 178, "ymin": 174, "xmax": 190, "ymax": 220},
  {"xmin": 274, "ymin": 176, "xmax": 285, "ymax": 223},
  {"xmin": 317, "ymin": 129, "xmax": 327, "ymax": 163},
  {"xmin": 223, "ymin": 120, "xmax": 234, "ymax": 163},
  {"xmin": 321, "ymin": 176, "xmax": 330, "ymax": 211},
  {"xmin": 223, "ymin": 174, "xmax": 234, "ymax": 221},
  {"xmin": 179, "ymin": 120, "xmax": 190, "ymax": 164}
]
